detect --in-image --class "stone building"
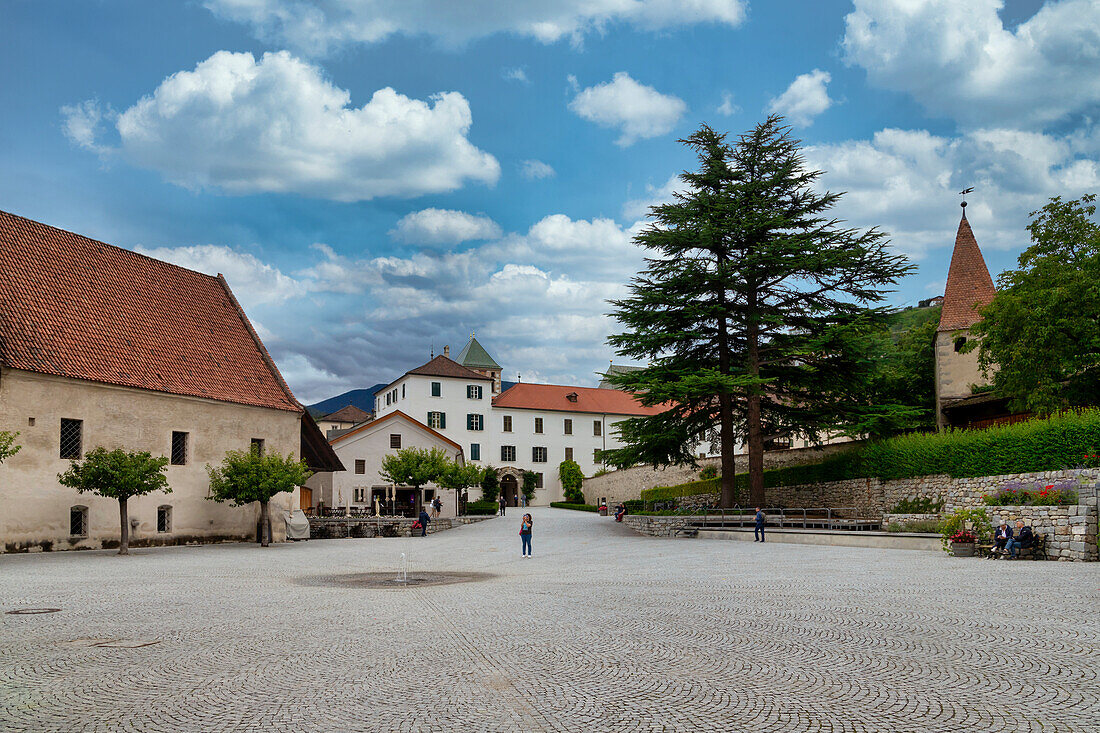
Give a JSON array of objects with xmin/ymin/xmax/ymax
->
[{"xmin": 0, "ymin": 210, "xmax": 341, "ymax": 552}]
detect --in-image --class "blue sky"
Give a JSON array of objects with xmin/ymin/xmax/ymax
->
[{"xmin": 2, "ymin": 0, "xmax": 1096, "ymax": 403}]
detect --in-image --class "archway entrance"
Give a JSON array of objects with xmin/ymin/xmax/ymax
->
[{"xmin": 500, "ymin": 474, "xmax": 518, "ymax": 507}]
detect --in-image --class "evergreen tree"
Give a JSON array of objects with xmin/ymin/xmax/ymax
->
[{"xmin": 607, "ymin": 118, "xmax": 913, "ymax": 506}]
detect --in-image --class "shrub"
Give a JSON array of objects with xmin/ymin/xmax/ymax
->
[
  {"xmin": 558, "ymin": 461, "xmax": 585, "ymax": 503},
  {"xmin": 464, "ymin": 500, "xmax": 498, "ymax": 515},
  {"xmin": 939, "ymin": 508, "xmax": 991, "ymax": 552},
  {"xmin": 550, "ymin": 502, "xmax": 598, "ymax": 512},
  {"xmin": 699, "ymin": 465, "xmax": 718, "ymax": 480},
  {"xmin": 888, "ymin": 496, "xmax": 945, "ymax": 514},
  {"xmin": 623, "ymin": 500, "xmax": 646, "ymax": 513},
  {"xmin": 640, "ymin": 477, "xmax": 719, "ymax": 502},
  {"xmin": 885, "ymin": 519, "xmax": 942, "ymax": 533}
]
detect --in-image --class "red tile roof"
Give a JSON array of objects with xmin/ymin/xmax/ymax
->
[
  {"xmin": 938, "ymin": 214, "xmax": 997, "ymax": 332},
  {"xmin": 387, "ymin": 355, "xmax": 492, "ymax": 389},
  {"xmin": 0, "ymin": 209, "xmax": 301, "ymax": 412},
  {"xmin": 492, "ymin": 383, "xmax": 666, "ymax": 416},
  {"xmin": 329, "ymin": 410, "xmax": 464, "ymax": 453},
  {"xmin": 322, "ymin": 405, "xmax": 371, "ymax": 423}
]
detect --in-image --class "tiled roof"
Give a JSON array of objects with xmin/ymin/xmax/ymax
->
[
  {"xmin": 404, "ymin": 355, "xmax": 492, "ymax": 382},
  {"xmin": 329, "ymin": 410, "xmax": 464, "ymax": 453},
  {"xmin": 0, "ymin": 209, "xmax": 300, "ymax": 412},
  {"xmin": 456, "ymin": 336, "xmax": 501, "ymax": 370},
  {"xmin": 322, "ymin": 405, "xmax": 371, "ymax": 423},
  {"xmin": 938, "ymin": 213, "xmax": 997, "ymax": 332},
  {"xmin": 492, "ymin": 382, "xmax": 666, "ymax": 416}
]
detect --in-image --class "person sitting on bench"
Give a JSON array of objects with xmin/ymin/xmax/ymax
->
[
  {"xmin": 992, "ymin": 519, "xmax": 1012, "ymax": 557},
  {"xmin": 1005, "ymin": 520, "xmax": 1034, "ymax": 560}
]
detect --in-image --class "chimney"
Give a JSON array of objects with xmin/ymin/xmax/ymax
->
[{"xmin": 443, "ymin": 345, "xmax": 450, "ymax": 358}]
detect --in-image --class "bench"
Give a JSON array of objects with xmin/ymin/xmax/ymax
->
[{"xmin": 980, "ymin": 533, "xmax": 1046, "ymax": 560}]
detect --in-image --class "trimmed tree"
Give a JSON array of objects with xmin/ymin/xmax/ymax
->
[
  {"xmin": 968, "ymin": 195, "xmax": 1100, "ymax": 415},
  {"xmin": 558, "ymin": 460, "xmax": 584, "ymax": 503},
  {"xmin": 379, "ymin": 447, "xmax": 450, "ymax": 492},
  {"xmin": 438, "ymin": 461, "xmax": 483, "ymax": 515},
  {"xmin": 522, "ymin": 470, "xmax": 539, "ymax": 505},
  {"xmin": 479, "ymin": 464, "xmax": 500, "ymax": 504},
  {"xmin": 607, "ymin": 118, "xmax": 913, "ymax": 507},
  {"xmin": 57, "ymin": 447, "xmax": 170, "ymax": 555},
  {"xmin": 0, "ymin": 431, "xmax": 20, "ymax": 464},
  {"xmin": 207, "ymin": 447, "xmax": 311, "ymax": 547}
]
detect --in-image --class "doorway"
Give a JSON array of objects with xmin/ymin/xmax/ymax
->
[
  {"xmin": 500, "ymin": 474, "xmax": 518, "ymax": 506},
  {"xmin": 299, "ymin": 487, "xmax": 312, "ymax": 512}
]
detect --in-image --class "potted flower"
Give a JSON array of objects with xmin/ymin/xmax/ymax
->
[{"xmin": 948, "ymin": 529, "xmax": 978, "ymax": 557}]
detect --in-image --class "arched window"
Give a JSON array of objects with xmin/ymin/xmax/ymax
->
[
  {"xmin": 69, "ymin": 506, "xmax": 88, "ymax": 537},
  {"xmin": 157, "ymin": 505, "xmax": 172, "ymax": 533}
]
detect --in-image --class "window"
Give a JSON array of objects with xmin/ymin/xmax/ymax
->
[
  {"xmin": 390, "ymin": 433, "xmax": 402, "ymax": 449},
  {"xmin": 157, "ymin": 506, "xmax": 172, "ymax": 533},
  {"xmin": 391, "ymin": 389, "xmax": 398, "ymax": 403},
  {"xmin": 427, "ymin": 411, "xmax": 446, "ymax": 430},
  {"xmin": 501, "ymin": 445, "xmax": 516, "ymax": 462},
  {"xmin": 534, "ymin": 472, "xmax": 544, "ymax": 489},
  {"xmin": 69, "ymin": 506, "xmax": 88, "ymax": 537},
  {"xmin": 59, "ymin": 418, "xmax": 82, "ymax": 459},
  {"xmin": 401, "ymin": 384, "xmax": 405, "ymax": 398},
  {"xmin": 467, "ymin": 414, "xmax": 484, "ymax": 431},
  {"xmin": 566, "ymin": 392, "xmax": 578, "ymax": 402},
  {"xmin": 532, "ymin": 446, "xmax": 547, "ymax": 463},
  {"xmin": 467, "ymin": 385, "xmax": 483, "ymax": 400},
  {"xmin": 354, "ymin": 488, "xmax": 367, "ymax": 503},
  {"xmin": 28, "ymin": 417, "xmax": 35, "ymax": 426},
  {"xmin": 594, "ymin": 448, "xmax": 602, "ymax": 463},
  {"xmin": 503, "ymin": 415, "xmax": 513, "ymax": 432},
  {"xmin": 386, "ymin": 392, "xmax": 392, "ymax": 406},
  {"xmin": 431, "ymin": 381, "xmax": 442, "ymax": 397},
  {"xmin": 534, "ymin": 417, "xmax": 543, "ymax": 434},
  {"xmin": 171, "ymin": 431, "xmax": 188, "ymax": 465},
  {"xmin": 565, "ymin": 447, "xmax": 574, "ymax": 462},
  {"xmin": 954, "ymin": 336, "xmax": 967, "ymax": 352},
  {"xmin": 355, "ymin": 459, "xmax": 366, "ymax": 475},
  {"xmin": 470, "ymin": 443, "xmax": 481, "ymax": 461},
  {"xmin": 563, "ymin": 418, "xmax": 572, "ymax": 435},
  {"xmin": 593, "ymin": 420, "xmax": 602, "ymax": 436},
  {"xmin": 251, "ymin": 438, "xmax": 265, "ymax": 455}
]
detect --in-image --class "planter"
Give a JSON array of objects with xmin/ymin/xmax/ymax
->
[{"xmin": 951, "ymin": 541, "xmax": 976, "ymax": 558}]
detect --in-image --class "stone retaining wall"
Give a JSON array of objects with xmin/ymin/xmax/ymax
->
[
  {"xmin": 881, "ymin": 513, "xmax": 941, "ymax": 530},
  {"xmin": 986, "ymin": 505, "xmax": 1098, "ymax": 562},
  {"xmin": 308, "ymin": 515, "xmax": 494, "ymax": 539}
]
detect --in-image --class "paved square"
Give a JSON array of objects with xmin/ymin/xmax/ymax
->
[{"xmin": 2, "ymin": 508, "xmax": 1098, "ymax": 732}]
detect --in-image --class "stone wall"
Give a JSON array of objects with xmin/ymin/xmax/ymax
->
[
  {"xmin": 881, "ymin": 513, "xmax": 941, "ymax": 530},
  {"xmin": 308, "ymin": 515, "xmax": 494, "ymax": 539},
  {"xmin": 986, "ymin": 505, "xmax": 1098, "ymax": 562}
]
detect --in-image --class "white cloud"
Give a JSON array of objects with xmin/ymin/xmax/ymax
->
[
  {"xmin": 63, "ymin": 50, "xmax": 499, "ymax": 201},
  {"xmin": 205, "ymin": 0, "xmax": 747, "ymax": 55},
  {"xmin": 133, "ymin": 244, "xmax": 302, "ymax": 307},
  {"xmin": 502, "ymin": 67, "xmax": 529, "ymax": 83},
  {"xmin": 716, "ymin": 91, "xmax": 739, "ymax": 116},
  {"xmin": 622, "ymin": 173, "xmax": 681, "ymax": 220},
  {"xmin": 389, "ymin": 208, "xmax": 502, "ymax": 246},
  {"xmin": 843, "ymin": 0, "xmax": 1100, "ymax": 129},
  {"xmin": 60, "ymin": 99, "xmax": 110, "ymax": 153},
  {"xmin": 519, "ymin": 159, "xmax": 556, "ymax": 179},
  {"xmin": 767, "ymin": 69, "xmax": 833, "ymax": 127},
  {"xmin": 569, "ymin": 72, "xmax": 687, "ymax": 146}
]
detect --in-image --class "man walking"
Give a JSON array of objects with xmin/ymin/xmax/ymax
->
[
  {"xmin": 754, "ymin": 507, "xmax": 766, "ymax": 542},
  {"xmin": 499, "ymin": 493, "xmax": 507, "ymax": 516}
]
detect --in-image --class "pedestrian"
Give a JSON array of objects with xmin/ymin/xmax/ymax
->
[
  {"xmin": 754, "ymin": 507, "xmax": 766, "ymax": 542},
  {"xmin": 520, "ymin": 513, "xmax": 533, "ymax": 557},
  {"xmin": 431, "ymin": 495, "xmax": 442, "ymax": 519},
  {"xmin": 418, "ymin": 508, "xmax": 430, "ymax": 537},
  {"xmin": 499, "ymin": 493, "xmax": 507, "ymax": 517}
]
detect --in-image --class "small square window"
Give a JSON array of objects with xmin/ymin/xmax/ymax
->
[
  {"xmin": 470, "ymin": 443, "xmax": 481, "ymax": 461},
  {"xmin": 503, "ymin": 415, "xmax": 512, "ymax": 432},
  {"xmin": 354, "ymin": 487, "xmax": 368, "ymax": 503},
  {"xmin": 60, "ymin": 418, "xmax": 82, "ymax": 459},
  {"xmin": 954, "ymin": 336, "xmax": 967, "ymax": 352},
  {"xmin": 501, "ymin": 445, "xmax": 516, "ymax": 462},
  {"xmin": 355, "ymin": 459, "xmax": 366, "ymax": 474},
  {"xmin": 565, "ymin": 447, "xmax": 574, "ymax": 462},
  {"xmin": 467, "ymin": 414, "xmax": 484, "ymax": 431},
  {"xmin": 563, "ymin": 418, "xmax": 572, "ymax": 435},
  {"xmin": 534, "ymin": 417, "xmax": 543, "ymax": 434},
  {"xmin": 69, "ymin": 506, "xmax": 88, "ymax": 537},
  {"xmin": 431, "ymin": 381, "xmax": 442, "ymax": 397},
  {"xmin": 157, "ymin": 506, "xmax": 172, "ymax": 533},
  {"xmin": 390, "ymin": 434, "xmax": 402, "ymax": 449},
  {"xmin": 171, "ymin": 431, "xmax": 188, "ymax": 465},
  {"xmin": 532, "ymin": 446, "xmax": 547, "ymax": 463},
  {"xmin": 427, "ymin": 412, "xmax": 446, "ymax": 430},
  {"xmin": 593, "ymin": 420, "xmax": 602, "ymax": 437},
  {"xmin": 467, "ymin": 385, "xmax": 483, "ymax": 400},
  {"xmin": 27, "ymin": 417, "xmax": 35, "ymax": 427},
  {"xmin": 251, "ymin": 438, "xmax": 265, "ymax": 456}
]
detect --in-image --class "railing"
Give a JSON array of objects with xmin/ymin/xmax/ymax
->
[{"xmin": 675, "ymin": 506, "xmax": 880, "ymax": 531}]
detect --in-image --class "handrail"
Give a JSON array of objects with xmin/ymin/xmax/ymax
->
[{"xmin": 680, "ymin": 505, "xmax": 878, "ymax": 531}]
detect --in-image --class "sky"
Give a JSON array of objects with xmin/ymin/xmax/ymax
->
[{"xmin": 2, "ymin": 0, "xmax": 1098, "ymax": 403}]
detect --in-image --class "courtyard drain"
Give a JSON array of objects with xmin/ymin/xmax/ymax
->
[
  {"xmin": 7, "ymin": 608, "xmax": 61, "ymax": 615},
  {"xmin": 296, "ymin": 571, "xmax": 495, "ymax": 589}
]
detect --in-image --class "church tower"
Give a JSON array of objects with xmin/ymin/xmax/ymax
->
[
  {"xmin": 934, "ymin": 204, "xmax": 997, "ymax": 429},
  {"xmin": 457, "ymin": 332, "xmax": 502, "ymax": 394}
]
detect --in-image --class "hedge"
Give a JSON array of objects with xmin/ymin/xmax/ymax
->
[
  {"xmin": 550, "ymin": 502, "xmax": 598, "ymax": 512},
  {"xmin": 464, "ymin": 500, "xmax": 498, "ymax": 515},
  {"xmin": 638, "ymin": 410, "xmax": 1100, "ymax": 499}
]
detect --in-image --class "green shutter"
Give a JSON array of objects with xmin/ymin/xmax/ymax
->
[{"xmin": 440, "ymin": 413, "xmax": 446, "ymax": 429}]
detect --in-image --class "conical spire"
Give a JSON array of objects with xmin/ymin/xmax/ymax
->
[
  {"xmin": 456, "ymin": 334, "xmax": 500, "ymax": 369},
  {"xmin": 937, "ymin": 213, "xmax": 996, "ymax": 332}
]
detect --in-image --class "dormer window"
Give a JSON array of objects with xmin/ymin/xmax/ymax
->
[{"xmin": 566, "ymin": 392, "xmax": 578, "ymax": 402}]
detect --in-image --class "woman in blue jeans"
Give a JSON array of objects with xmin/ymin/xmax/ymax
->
[{"xmin": 520, "ymin": 513, "xmax": 533, "ymax": 557}]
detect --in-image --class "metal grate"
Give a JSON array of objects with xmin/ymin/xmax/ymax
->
[
  {"xmin": 70, "ymin": 506, "xmax": 87, "ymax": 537},
  {"xmin": 59, "ymin": 418, "xmax": 82, "ymax": 459},
  {"xmin": 389, "ymin": 433, "xmax": 401, "ymax": 449},
  {"xmin": 171, "ymin": 431, "xmax": 188, "ymax": 465},
  {"xmin": 355, "ymin": 459, "xmax": 366, "ymax": 474},
  {"xmin": 157, "ymin": 506, "xmax": 171, "ymax": 533}
]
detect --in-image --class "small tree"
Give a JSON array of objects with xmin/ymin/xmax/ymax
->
[
  {"xmin": 522, "ymin": 470, "xmax": 539, "ymax": 504},
  {"xmin": 207, "ymin": 447, "xmax": 311, "ymax": 547},
  {"xmin": 57, "ymin": 447, "xmax": 170, "ymax": 555},
  {"xmin": 379, "ymin": 447, "xmax": 450, "ymax": 492},
  {"xmin": 558, "ymin": 460, "xmax": 584, "ymax": 503},
  {"xmin": 438, "ymin": 461, "xmax": 483, "ymax": 515},
  {"xmin": 479, "ymin": 464, "xmax": 500, "ymax": 503},
  {"xmin": 0, "ymin": 431, "xmax": 20, "ymax": 464}
]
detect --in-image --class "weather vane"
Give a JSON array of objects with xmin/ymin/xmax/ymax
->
[{"xmin": 959, "ymin": 186, "xmax": 974, "ymax": 213}]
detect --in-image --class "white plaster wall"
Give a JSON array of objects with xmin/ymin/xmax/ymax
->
[
  {"xmin": 0, "ymin": 368, "xmax": 301, "ymax": 552},
  {"xmin": 934, "ymin": 331, "xmax": 990, "ymax": 423}
]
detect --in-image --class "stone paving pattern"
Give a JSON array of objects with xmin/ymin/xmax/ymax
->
[{"xmin": 2, "ymin": 508, "xmax": 1098, "ymax": 732}]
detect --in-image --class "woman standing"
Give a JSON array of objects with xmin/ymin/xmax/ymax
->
[{"xmin": 520, "ymin": 513, "xmax": 533, "ymax": 558}]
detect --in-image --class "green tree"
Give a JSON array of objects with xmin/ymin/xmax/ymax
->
[
  {"xmin": 607, "ymin": 118, "xmax": 913, "ymax": 507},
  {"xmin": 379, "ymin": 447, "xmax": 450, "ymax": 490},
  {"xmin": 438, "ymin": 461, "xmax": 483, "ymax": 514},
  {"xmin": 856, "ymin": 306, "xmax": 940, "ymax": 436},
  {"xmin": 57, "ymin": 447, "xmax": 170, "ymax": 555},
  {"xmin": 558, "ymin": 460, "xmax": 584, "ymax": 503},
  {"xmin": 522, "ymin": 471, "xmax": 539, "ymax": 504},
  {"xmin": 0, "ymin": 431, "xmax": 20, "ymax": 464},
  {"xmin": 968, "ymin": 195, "xmax": 1100, "ymax": 415},
  {"xmin": 207, "ymin": 447, "xmax": 311, "ymax": 547},
  {"xmin": 479, "ymin": 465, "xmax": 500, "ymax": 503}
]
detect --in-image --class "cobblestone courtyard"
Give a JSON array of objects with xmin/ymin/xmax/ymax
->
[{"xmin": 2, "ymin": 508, "xmax": 1098, "ymax": 732}]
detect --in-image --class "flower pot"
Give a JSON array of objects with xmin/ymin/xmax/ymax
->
[{"xmin": 951, "ymin": 542, "xmax": 975, "ymax": 558}]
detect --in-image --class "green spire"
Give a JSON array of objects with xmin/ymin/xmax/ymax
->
[{"xmin": 456, "ymin": 332, "xmax": 500, "ymax": 369}]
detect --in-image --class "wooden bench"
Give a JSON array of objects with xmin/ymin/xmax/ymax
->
[{"xmin": 980, "ymin": 534, "xmax": 1046, "ymax": 560}]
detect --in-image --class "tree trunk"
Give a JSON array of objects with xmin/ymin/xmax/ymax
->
[
  {"xmin": 260, "ymin": 500, "xmax": 271, "ymax": 547},
  {"xmin": 118, "ymin": 497, "xmax": 130, "ymax": 555},
  {"xmin": 718, "ymin": 394, "xmax": 737, "ymax": 507}
]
